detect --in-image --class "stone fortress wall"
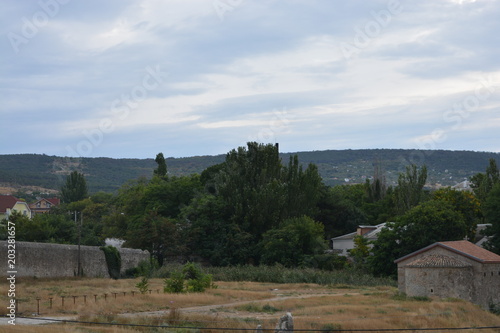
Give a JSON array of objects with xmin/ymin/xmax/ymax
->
[{"xmin": 0, "ymin": 241, "xmax": 149, "ymax": 278}]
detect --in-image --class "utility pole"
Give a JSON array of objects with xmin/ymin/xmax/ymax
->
[
  {"xmin": 74, "ymin": 210, "xmax": 82, "ymax": 277},
  {"xmin": 78, "ymin": 212, "xmax": 82, "ymax": 277}
]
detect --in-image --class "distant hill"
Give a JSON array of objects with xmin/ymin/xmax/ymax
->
[{"xmin": 0, "ymin": 149, "xmax": 499, "ymax": 195}]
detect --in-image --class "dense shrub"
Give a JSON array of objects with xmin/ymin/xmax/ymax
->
[
  {"xmin": 100, "ymin": 246, "xmax": 121, "ymax": 279},
  {"xmin": 163, "ymin": 262, "xmax": 215, "ymax": 293}
]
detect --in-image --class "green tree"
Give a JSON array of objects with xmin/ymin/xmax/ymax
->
[
  {"xmin": 259, "ymin": 216, "xmax": 326, "ymax": 267},
  {"xmin": 470, "ymin": 158, "xmax": 500, "ymax": 203},
  {"xmin": 124, "ymin": 211, "xmax": 184, "ymax": 265},
  {"xmin": 3, "ymin": 211, "xmax": 77, "ymax": 244},
  {"xmin": 6, "ymin": 211, "xmax": 54, "ymax": 242},
  {"xmin": 432, "ymin": 188, "xmax": 481, "ymax": 241},
  {"xmin": 182, "ymin": 194, "xmax": 249, "ymax": 266},
  {"xmin": 61, "ymin": 171, "xmax": 88, "ymax": 204},
  {"xmin": 215, "ymin": 142, "xmax": 284, "ymax": 237},
  {"xmin": 369, "ymin": 200, "xmax": 466, "ymax": 277},
  {"xmin": 350, "ymin": 235, "xmax": 370, "ymax": 268},
  {"xmin": 483, "ymin": 183, "xmax": 500, "ymax": 254},
  {"xmin": 282, "ymin": 155, "xmax": 323, "ymax": 219},
  {"xmin": 394, "ymin": 164, "xmax": 428, "ymax": 215},
  {"xmin": 154, "ymin": 152, "xmax": 167, "ymax": 178},
  {"xmin": 316, "ymin": 185, "xmax": 367, "ymax": 239}
]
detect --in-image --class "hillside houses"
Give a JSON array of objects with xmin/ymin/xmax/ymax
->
[
  {"xmin": 29, "ymin": 197, "xmax": 60, "ymax": 215},
  {"xmin": 0, "ymin": 195, "xmax": 31, "ymax": 220}
]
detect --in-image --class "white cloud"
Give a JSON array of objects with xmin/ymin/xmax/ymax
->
[{"xmin": 2, "ymin": 0, "xmax": 500, "ymax": 158}]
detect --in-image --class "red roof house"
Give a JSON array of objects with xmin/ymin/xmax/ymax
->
[
  {"xmin": 29, "ymin": 197, "xmax": 60, "ymax": 215},
  {"xmin": 0, "ymin": 195, "xmax": 32, "ymax": 220},
  {"xmin": 395, "ymin": 240, "xmax": 500, "ymax": 309}
]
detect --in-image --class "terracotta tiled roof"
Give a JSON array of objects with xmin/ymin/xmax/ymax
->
[
  {"xmin": 406, "ymin": 254, "xmax": 471, "ymax": 268},
  {"xmin": 46, "ymin": 197, "xmax": 60, "ymax": 205},
  {"xmin": 440, "ymin": 240, "xmax": 500, "ymax": 263},
  {"xmin": 395, "ymin": 240, "xmax": 500, "ymax": 264},
  {"xmin": 0, "ymin": 195, "xmax": 19, "ymax": 213}
]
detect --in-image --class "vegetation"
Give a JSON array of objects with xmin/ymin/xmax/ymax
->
[
  {"xmin": 60, "ymin": 170, "xmax": 88, "ymax": 203},
  {"xmin": 482, "ymin": 183, "xmax": 500, "ymax": 253},
  {"xmin": 164, "ymin": 262, "xmax": 215, "ymax": 293},
  {"xmin": 369, "ymin": 201, "xmax": 467, "ymax": 277},
  {"xmin": 1, "ymin": 150, "xmax": 499, "ymax": 193},
  {"xmin": 1, "ymin": 278, "xmax": 498, "ymax": 333},
  {"xmin": 135, "ymin": 276, "xmax": 149, "ymax": 294},
  {"xmin": 100, "ymin": 245, "xmax": 121, "ymax": 279},
  {"xmin": 1, "ymin": 144, "xmax": 499, "ymax": 278}
]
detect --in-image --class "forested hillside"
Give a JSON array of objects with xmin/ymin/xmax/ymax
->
[
  {"xmin": 0, "ymin": 149, "xmax": 499, "ymax": 194},
  {"xmin": 3, "ymin": 143, "xmax": 500, "ymax": 275}
]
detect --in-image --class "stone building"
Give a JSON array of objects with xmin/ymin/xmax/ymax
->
[{"xmin": 395, "ymin": 240, "xmax": 500, "ymax": 309}]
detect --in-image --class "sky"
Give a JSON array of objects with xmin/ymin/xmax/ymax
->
[{"xmin": 1, "ymin": 0, "xmax": 500, "ymax": 159}]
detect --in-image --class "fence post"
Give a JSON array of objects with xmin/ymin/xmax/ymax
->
[{"xmin": 36, "ymin": 298, "xmax": 41, "ymax": 315}]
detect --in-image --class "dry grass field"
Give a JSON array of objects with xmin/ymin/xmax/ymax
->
[{"xmin": 1, "ymin": 277, "xmax": 499, "ymax": 332}]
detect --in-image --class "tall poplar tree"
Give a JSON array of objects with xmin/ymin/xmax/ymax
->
[
  {"xmin": 394, "ymin": 164, "xmax": 427, "ymax": 215},
  {"xmin": 61, "ymin": 171, "xmax": 88, "ymax": 204},
  {"xmin": 153, "ymin": 152, "xmax": 168, "ymax": 178}
]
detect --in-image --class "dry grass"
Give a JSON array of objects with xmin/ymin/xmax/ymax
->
[{"xmin": 0, "ymin": 277, "xmax": 499, "ymax": 333}]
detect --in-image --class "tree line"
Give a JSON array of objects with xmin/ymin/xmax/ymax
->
[{"xmin": 2, "ymin": 142, "xmax": 499, "ymax": 277}]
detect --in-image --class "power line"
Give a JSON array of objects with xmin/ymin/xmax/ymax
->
[{"xmin": 16, "ymin": 316, "xmax": 500, "ymax": 332}]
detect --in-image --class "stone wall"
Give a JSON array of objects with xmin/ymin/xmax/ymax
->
[{"xmin": 0, "ymin": 241, "xmax": 149, "ymax": 278}]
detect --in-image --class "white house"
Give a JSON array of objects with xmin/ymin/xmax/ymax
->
[{"xmin": 331, "ymin": 223, "xmax": 387, "ymax": 256}]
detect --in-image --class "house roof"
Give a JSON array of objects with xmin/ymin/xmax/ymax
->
[
  {"xmin": 331, "ymin": 231, "xmax": 357, "ymax": 241},
  {"xmin": 405, "ymin": 254, "xmax": 472, "ymax": 268},
  {"xmin": 331, "ymin": 223, "xmax": 388, "ymax": 241},
  {"xmin": 31, "ymin": 197, "xmax": 61, "ymax": 206},
  {"xmin": 46, "ymin": 197, "xmax": 60, "ymax": 205},
  {"xmin": 0, "ymin": 195, "xmax": 20, "ymax": 213},
  {"xmin": 395, "ymin": 240, "xmax": 500, "ymax": 264}
]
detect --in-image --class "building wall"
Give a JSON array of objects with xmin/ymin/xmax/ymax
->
[
  {"xmin": 397, "ymin": 247, "xmax": 500, "ymax": 309},
  {"xmin": 331, "ymin": 238, "xmax": 355, "ymax": 256},
  {"xmin": 475, "ymin": 262, "xmax": 500, "ymax": 309},
  {"xmin": 403, "ymin": 266, "xmax": 473, "ymax": 301},
  {"xmin": 12, "ymin": 202, "xmax": 31, "ymax": 218},
  {"xmin": 0, "ymin": 241, "xmax": 149, "ymax": 278}
]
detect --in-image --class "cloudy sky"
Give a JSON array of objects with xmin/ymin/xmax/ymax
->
[{"xmin": 2, "ymin": 0, "xmax": 500, "ymax": 159}]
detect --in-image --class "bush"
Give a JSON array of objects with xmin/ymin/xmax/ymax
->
[
  {"xmin": 100, "ymin": 246, "xmax": 121, "ymax": 279},
  {"xmin": 125, "ymin": 259, "xmax": 159, "ymax": 278},
  {"xmin": 182, "ymin": 262, "xmax": 203, "ymax": 280},
  {"xmin": 302, "ymin": 254, "xmax": 348, "ymax": 271},
  {"xmin": 186, "ymin": 274, "xmax": 214, "ymax": 292},
  {"xmin": 163, "ymin": 262, "xmax": 216, "ymax": 293},
  {"xmin": 136, "ymin": 277, "xmax": 149, "ymax": 294},
  {"xmin": 204, "ymin": 264, "xmax": 396, "ymax": 286},
  {"xmin": 164, "ymin": 271, "xmax": 185, "ymax": 293}
]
